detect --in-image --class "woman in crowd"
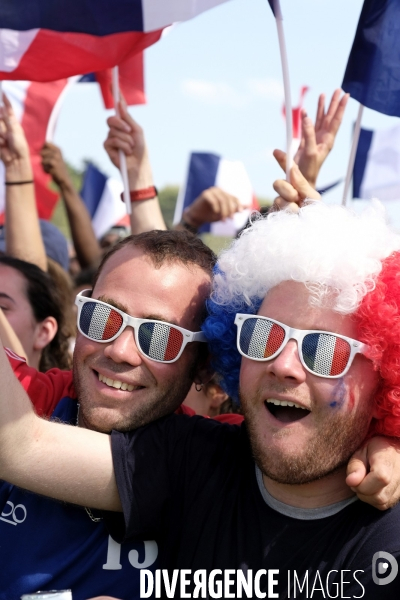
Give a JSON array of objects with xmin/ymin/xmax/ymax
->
[{"xmin": 0, "ymin": 255, "xmax": 72, "ymax": 371}]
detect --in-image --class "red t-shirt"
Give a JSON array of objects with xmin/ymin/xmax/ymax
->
[{"xmin": 5, "ymin": 348, "xmax": 243, "ymax": 424}]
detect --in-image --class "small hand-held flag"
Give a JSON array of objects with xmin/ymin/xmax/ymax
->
[{"xmin": 173, "ymin": 152, "xmax": 259, "ymax": 237}]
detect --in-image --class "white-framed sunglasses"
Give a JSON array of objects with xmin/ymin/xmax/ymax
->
[
  {"xmin": 75, "ymin": 289, "xmax": 206, "ymax": 364},
  {"xmin": 234, "ymin": 314, "xmax": 370, "ymax": 379}
]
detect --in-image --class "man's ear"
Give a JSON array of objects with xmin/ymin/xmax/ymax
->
[
  {"xmin": 205, "ymin": 382, "xmax": 229, "ymax": 411},
  {"xmin": 33, "ymin": 317, "xmax": 58, "ymax": 351}
]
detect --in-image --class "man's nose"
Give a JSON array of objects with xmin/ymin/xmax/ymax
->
[
  {"xmin": 265, "ymin": 339, "xmax": 307, "ymax": 383},
  {"xmin": 103, "ymin": 327, "xmax": 143, "ymax": 366}
]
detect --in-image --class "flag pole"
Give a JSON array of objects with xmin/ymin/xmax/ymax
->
[
  {"xmin": 273, "ymin": 0, "xmax": 293, "ymax": 182},
  {"xmin": 46, "ymin": 76, "xmax": 80, "ymax": 142},
  {"xmin": 342, "ymin": 103, "xmax": 364, "ymax": 206},
  {"xmin": 112, "ymin": 66, "xmax": 132, "ymax": 215}
]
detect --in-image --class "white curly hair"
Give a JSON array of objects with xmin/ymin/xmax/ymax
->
[{"xmin": 211, "ymin": 200, "xmax": 400, "ymax": 315}]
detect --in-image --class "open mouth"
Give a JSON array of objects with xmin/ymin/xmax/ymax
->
[{"xmin": 265, "ymin": 399, "xmax": 310, "ymax": 423}]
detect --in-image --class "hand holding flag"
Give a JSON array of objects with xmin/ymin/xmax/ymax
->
[
  {"xmin": 0, "ymin": 94, "xmax": 31, "ymax": 173},
  {"xmin": 104, "ymin": 99, "xmax": 154, "ymax": 193},
  {"xmin": 181, "ymin": 187, "xmax": 243, "ymax": 231}
]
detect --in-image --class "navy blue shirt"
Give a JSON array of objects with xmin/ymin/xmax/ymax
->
[{"xmin": 107, "ymin": 415, "xmax": 400, "ymax": 599}]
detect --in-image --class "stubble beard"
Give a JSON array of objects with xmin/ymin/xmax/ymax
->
[
  {"xmin": 72, "ymin": 354, "xmax": 197, "ymax": 433},
  {"xmin": 240, "ymin": 389, "xmax": 373, "ymax": 486}
]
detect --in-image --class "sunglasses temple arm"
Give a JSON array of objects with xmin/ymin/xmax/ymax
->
[{"xmin": 193, "ymin": 332, "xmax": 207, "ymax": 343}]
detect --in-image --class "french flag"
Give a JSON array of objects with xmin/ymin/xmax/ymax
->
[
  {"xmin": 302, "ymin": 334, "xmax": 350, "ymax": 377},
  {"xmin": 353, "ymin": 123, "xmax": 400, "ymax": 202},
  {"xmin": 80, "ymin": 302, "xmax": 123, "ymax": 341},
  {"xmin": 342, "ymin": 0, "xmax": 400, "ymax": 117},
  {"xmin": 0, "ymin": 79, "xmax": 69, "ymax": 223},
  {"xmin": 240, "ymin": 319, "xmax": 285, "ymax": 359},
  {"xmin": 0, "ymin": 0, "xmax": 230, "ymax": 81},
  {"xmin": 79, "ymin": 52, "xmax": 146, "ymax": 109},
  {"xmin": 173, "ymin": 152, "xmax": 260, "ymax": 237},
  {"xmin": 138, "ymin": 322, "xmax": 183, "ymax": 361},
  {"xmin": 80, "ymin": 163, "xmax": 130, "ymax": 239}
]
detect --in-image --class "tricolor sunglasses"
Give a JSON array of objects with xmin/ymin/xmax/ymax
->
[
  {"xmin": 75, "ymin": 290, "xmax": 206, "ymax": 363},
  {"xmin": 234, "ymin": 314, "xmax": 370, "ymax": 379}
]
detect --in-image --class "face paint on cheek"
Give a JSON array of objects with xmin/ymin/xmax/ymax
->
[
  {"xmin": 347, "ymin": 382, "xmax": 356, "ymax": 411},
  {"xmin": 329, "ymin": 378, "xmax": 347, "ymax": 410}
]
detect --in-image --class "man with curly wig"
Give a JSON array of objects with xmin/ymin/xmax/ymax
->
[{"xmin": 0, "ymin": 166, "xmax": 400, "ymax": 599}]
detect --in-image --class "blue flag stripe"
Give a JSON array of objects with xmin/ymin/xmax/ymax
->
[
  {"xmin": 183, "ymin": 152, "xmax": 220, "ymax": 234},
  {"xmin": 342, "ymin": 0, "xmax": 400, "ymax": 117},
  {"xmin": 80, "ymin": 163, "xmax": 108, "ymax": 219},
  {"xmin": 302, "ymin": 333, "xmax": 320, "ymax": 372},
  {"xmin": 267, "ymin": 0, "xmax": 276, "ymax": 17},
  {"xmin": 80, "ymin": 302, "xmax": 97, "ymax": 335},
  {"xmin": 239, "ymin": 318, "xmax": 258, "ymax": 355},
  {"xmin": 0, "ymin": 0, "xmax": 144, "ymax": 36}
]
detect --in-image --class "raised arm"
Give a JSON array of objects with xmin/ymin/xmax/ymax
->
[
  {"xmin": 175, "ymin": 186, "xmax": 243, "ymax": 234},
  {"xmin": 104, "ymin": 99, "xmax": 166, "ymax": 234},
  {"xmin": 0, "ymin": 308, "xmax": 27, "ymax": 360},
  {"xmin": 0, "ymin": 94, "xmax": 47, "ymax": 271},
  {"xmin": 294, "ymin": 89, "xmax": 349, "ymax": 188},
  {"xmin": 41, "ymin": 142, "xmax": 102, "ymax": 268},
  {"xmin": 0, "ymin": 342, "xmax": 120, "ymax": 510}
]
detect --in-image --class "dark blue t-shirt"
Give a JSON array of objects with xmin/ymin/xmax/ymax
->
[
  {"xmin": 0, "ymin": 396, "xmax": 158, "ymax": 600},
  {"xmin": 107, "ymin": 415, "xmax": 400, "ymax": 599}
]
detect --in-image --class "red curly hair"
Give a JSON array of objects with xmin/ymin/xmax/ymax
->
[{"xmin": 355, "ymin": 251, "xmax": 400, "ymax": 438}]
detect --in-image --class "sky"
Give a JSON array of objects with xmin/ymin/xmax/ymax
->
[{"xmin": 54, "ymin": 0, "xmax": 400, "ymax": 224}]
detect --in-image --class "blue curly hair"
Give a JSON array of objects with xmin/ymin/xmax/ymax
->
[{"xmin": 203, "ymin": 265, "xmax": 262, "ymax": 403}]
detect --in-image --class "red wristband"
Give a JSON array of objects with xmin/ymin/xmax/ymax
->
[{"xmin": 120, "ymin": 186, "xmax": 158, "ymax": 202}]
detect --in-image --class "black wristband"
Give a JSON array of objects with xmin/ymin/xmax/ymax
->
[{"xmin": 5, "ymin": 180, "xmax": 34, "ymax": 186}]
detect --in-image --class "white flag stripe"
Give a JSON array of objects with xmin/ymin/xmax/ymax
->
[
  {"xmin": 142, "ymin": 0, "xmax": 231, "ymax": 32},
  {"xmin": 0, "ymin": 29, "xmax": 39, "ymax": 72},
  {"xmin": 248, "ymin": 319, "xmax": 273, "ymax": 359},
  {"xmin": 88, "ymin": 304, "xmax": 109, "ymax": 340},
  {"xmin": 314, "ymin": 334, "xmax": 335, "ymax": 376},
  {"xmin": 148, "ymin": 323, "xmax": 169, "ymax": 360},
  {"xmin": 211, "ymin": 157, "xmax": 254, "ymax": 236},
  {"xmin": 91, "ymin": 177, "xmax": 125, "ymax": 239}
]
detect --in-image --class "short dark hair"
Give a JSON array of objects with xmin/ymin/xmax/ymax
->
[
  {"xmin": 92, "ymin": 230, "xmax": 216, "ymax": 290},
  {"xmin": 0, "ymin": 256, "xmax": 71, "ymax": 371}
]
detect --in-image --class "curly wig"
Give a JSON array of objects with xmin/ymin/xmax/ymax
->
[
  {"xmin": 355, "ymin": 251, "xmax": 400, "ymax": 437},
  {"xmin": 203, "ymin": 201, "xmax": 400, "ymax": 438}
]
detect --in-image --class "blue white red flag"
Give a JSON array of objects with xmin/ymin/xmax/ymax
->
[
  {"xmin": 79, "ymin": 52, "xmax": 145, "ymax": 109},
  {"xmin": 0, "ymin": 0, "xmax": 231, "ymax": 81},
  {"xmin": 342, "ymin": 0, "xmax": 400, "ymax": 117},
  {"xmin": 0, "ymin": 79, "xmax": 69, "ymax": 223},
  {"xmin": 173, "ymin": 152, "xmax": 260, "ymax": 237},
  {"xmin": 80, "ymin": 163, "xmax": 130, "ymax": 239},
  {"xmin": 353, "ymin": 123, "xmax": 400, "ymax": 201}
]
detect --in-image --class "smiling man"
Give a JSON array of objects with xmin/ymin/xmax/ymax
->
[
  {"xmin": 1, "ymin": 177, "xmax": 400, "ymax": 598},
  {"xmin": 0, "ymin": 229, "xmax": 214, "ymax": 600}
]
